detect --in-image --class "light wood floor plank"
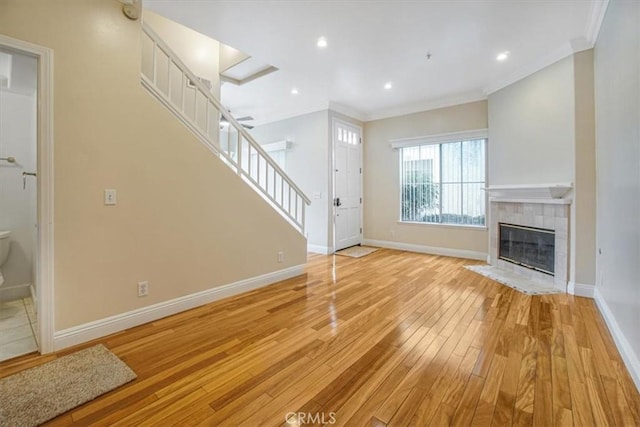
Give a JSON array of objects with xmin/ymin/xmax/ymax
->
[{"xmin": 0, "ymin": 249, "xmax": 636, "ymax": 426}]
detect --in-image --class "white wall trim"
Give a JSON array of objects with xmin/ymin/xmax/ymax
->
[
  {"xmin": 594, "ymin": 288, "xmax": 640, "ymax": 392},
  {"xmin": 585, "ymin": 0, "xmax": 610, "ymax": 46},
  {"xmin": 307, "ymin": 244, "xmax": 331, "ymax": 255},
  {"xmin": 363, "ymin": 90, "xmax": 487, "ymax": 123},
  {"xmin": 567, "ymin": 281, "xmax": 595, "ymax": 298},
  {"xmin": 363, "ymin": 239, "xmax": 487, "ymax": 261},
  {"xmin": 53, "ymin": 264, "xmax": 305, "ymax": 351},
  {"xmin": 0, "ymin": 33, "xmax": 55, "ymax": 355},
  {"xmin": 484, "ymin": 42, "xmax": 574, "ymax": 95},
  {"xmin": 483, "ymin": 0, "xmax": 608, "ymax": 98},
  {"xmin": 327, "ymin": 101, "xmax": 367, "ymax": 122}
]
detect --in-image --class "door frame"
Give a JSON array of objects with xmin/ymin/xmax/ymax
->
[
  {"xmin": 0, "ymin": 34, "xmax": 55, "ymax": 354},
  {"xmin": 331, "ymin": 118, "xmax": 363, "ymax": 253}
]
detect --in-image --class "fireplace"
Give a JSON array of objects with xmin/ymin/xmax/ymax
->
[
  {"xmin": 499, "ymin": 223, "xmax": 555, "ymax": 275},
  {"xmin": 489, "ymin": 199, "xmax": 569, "ymax": 290}
]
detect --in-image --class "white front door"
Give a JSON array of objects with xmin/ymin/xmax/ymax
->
[{"xmin": 333, "ymin": 120, "xmax": 362, "ymax": 251}]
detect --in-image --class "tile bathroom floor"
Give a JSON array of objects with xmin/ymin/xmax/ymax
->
[{"xmin": 0, "ymin": 296, "xmax": 38, "ymax": 362}]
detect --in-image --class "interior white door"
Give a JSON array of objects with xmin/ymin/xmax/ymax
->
[{"xmin": 333, "ymin": 120, "xmax": 362, "ymax": 251}]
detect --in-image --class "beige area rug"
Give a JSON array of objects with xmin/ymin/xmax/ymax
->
[
  {"xmin": 335, "ymin": 245, "xmax": 379, "ymax": 258},
  {"xmin": 0, "ymin": 344, "xmax": 136, "ymax": 427}
]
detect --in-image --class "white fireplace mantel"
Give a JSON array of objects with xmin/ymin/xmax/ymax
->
[{"xmin": 484, "ymin": 183, "xmax": 573, "ymax": 203}]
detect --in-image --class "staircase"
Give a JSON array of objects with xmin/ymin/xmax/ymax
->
[{"xmin": 140, "ymin": 23, "xmax": 310, "ymax": 234}]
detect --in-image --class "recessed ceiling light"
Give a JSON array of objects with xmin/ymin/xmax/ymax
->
[
  {"xmin": 384, "ymin": 82, "xmax": 393, "ymax": 90},
  {"xmin": 317, "ymin": 37, "xmax": 328, "ymax": 48},
  {"xmin": 291, "ymin": 88, "xmax": 299, "ymax": 95},
  {"xmin": 496, "ymin": 51, "xmax": 510, "ymax": 62}
]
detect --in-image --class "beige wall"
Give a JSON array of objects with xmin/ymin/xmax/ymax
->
[
  {"xmin": 573, "ymin": 50, "xmax": 596, "ymax": 287},
  {"xmin": 363, "ymin": 101, "xmax": 489, "ymax": 256},
  {"xmin": 0, "ymin": 0, "xmax": 306, "ymax": 330},
  {"xmin": 488, "ymin": 56, "xmax": 576, "ymax": 185},
  {"xmin": 594, "ymin": 0, "xmax": 640, "ymax": 376}
]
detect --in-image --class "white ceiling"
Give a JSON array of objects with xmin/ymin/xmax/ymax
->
[{"xmin": 145, "ymin": 0, "xmax": 607, "ymax": 125}]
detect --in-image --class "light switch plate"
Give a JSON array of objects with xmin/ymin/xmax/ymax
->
[{"xmin": 104, "ymin": 189, "xmax": 117, "ymax": 205}]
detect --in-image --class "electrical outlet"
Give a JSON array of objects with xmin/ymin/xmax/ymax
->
[
  {"xmin": 138, "ymin": 281, "xmax": 149, "ymax": 297},
  {"xmin": 277, "ymin": 251, "xmax": 284, "ymax": 263}
]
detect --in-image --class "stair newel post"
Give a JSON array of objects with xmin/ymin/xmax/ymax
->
[{"xmin": 301, "ymin": 202, "xmax": 306, "ymax": 234}]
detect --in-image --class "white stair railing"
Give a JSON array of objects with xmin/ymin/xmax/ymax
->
[{"xmin": 140, "ymin": 23, "xmax": 310, "ymax": 233}]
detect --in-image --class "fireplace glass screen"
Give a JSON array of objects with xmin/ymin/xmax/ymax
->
[{"xmin": 499, "ymin": 223, "xmax": 555, "ymax": 275}]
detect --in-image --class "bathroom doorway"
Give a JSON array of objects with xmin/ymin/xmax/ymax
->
[{"xmin": 0, "ymin": 36, "xmax": 54, "ymax": 361}]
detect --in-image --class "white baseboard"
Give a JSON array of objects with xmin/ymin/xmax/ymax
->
[
  {"xmin": 594, "ymin": 288, "xmax": 640, "ymax": 393},
  {"xmin": 567, "ymin": 281, "xmax": 595, "ymax": 298},
  {"xmin": 307, "ymin": 244, "xmax": 331, "ymax": 255},
  {"xmin": 53, "ymin": 264, "xmax": 305, "ymax": 351},
  {"xmin": 363, "ymin": 239, "xmax": 487, "ymax": 261}
]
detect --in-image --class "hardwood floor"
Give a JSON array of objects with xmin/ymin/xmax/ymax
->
[{"xmin": 1, "ymin": 249, "xmax": 639, "ymax": 426}]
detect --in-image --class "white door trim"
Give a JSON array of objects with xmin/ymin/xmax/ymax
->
[
  {"xmin": 331, "ymin": 118, "xmax": 363, "ymax": 252},
  {"xmin": 0, "ymin": 34, "xmax": 55, "ymax": 354}
]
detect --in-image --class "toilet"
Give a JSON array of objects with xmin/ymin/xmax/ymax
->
[{"xmin": 0, "ymin": 230, "xmax": 10, "ymax": 287}]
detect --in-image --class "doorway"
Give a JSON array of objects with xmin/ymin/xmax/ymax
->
[
  {"xmin": 0, "ymin": 35, "xmax": 54, "ymax": 359},
  {"xmin": 332, "ymin": 119, "xmax": 363, "ymax": 252}
]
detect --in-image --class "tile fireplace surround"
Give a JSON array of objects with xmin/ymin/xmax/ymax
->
[
  {"xmin": 485, "ymin": 184, "xmax": 573, "ymax": 292},
  {"xmin": 490, "ymin": 200, "xmax": 569, "ymax": 290}
]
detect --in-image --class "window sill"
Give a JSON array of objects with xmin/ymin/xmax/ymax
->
[{"xmin": 396, "ymin": 221, "xmax": 488, "ymax": 231}]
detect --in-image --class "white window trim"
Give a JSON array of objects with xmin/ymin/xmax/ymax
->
[
  {"xmin": 390, "ymin": 128, "xmax": 488, "ymax": 149},
  {"xmin": 395, "ymin": 133, "xmax": 488, "ymax": 228},
  {"xmin": 396, "ymin": 220, "xmax": 488, "ymax": 231}
]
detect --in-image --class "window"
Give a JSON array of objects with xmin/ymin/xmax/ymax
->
[{"xmin": 399, "ymin": 138, "xmax": 486, "ymax": 226}]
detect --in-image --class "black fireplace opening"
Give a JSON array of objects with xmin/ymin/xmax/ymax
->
[{"xmin": 499, "ymin": 223, "xmax": 555, "ymax": 276}]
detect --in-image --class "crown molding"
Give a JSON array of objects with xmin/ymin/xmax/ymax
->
[
  {"xmin": 483, "ymin": 42, "xmax": 574, "ymax": 95},
  {"xmin": 585, "ymin": 0, "xmax": 610, "ymax": 47},
  {"xmin": 327, "ymin": 101, "xmax": 367, "ymax": 122},
  {"xmin": 485, "ymin": 0, "xmax": 608, "ymax": 95},
  {"xmin": 363, "ymin": 90, "xmax": 487, "ymax": 122}
]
